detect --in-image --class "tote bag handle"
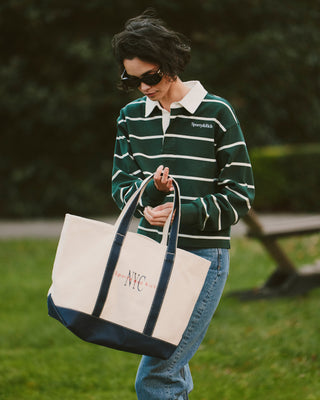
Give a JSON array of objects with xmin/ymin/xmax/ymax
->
[
  {"xmin": 92, "ymin": 175, "xmax": 182, "ymax": 338},
  {"xmin": 114, "ymin": 174, "xmax": 181, "ymax": 250}
]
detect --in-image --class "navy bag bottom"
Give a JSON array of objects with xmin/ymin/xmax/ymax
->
[{"xmin": 47, "ymin": 294, "xmax": 176, "ymax": 360}]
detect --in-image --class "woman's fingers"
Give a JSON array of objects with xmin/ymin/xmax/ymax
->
[
  {"xmin": 153, "ymin": 166, "xmax": 174, "ymax": 192},
  {"xmin": 144, "ymin": 203, "xmax": 174, "ymax": 226}
]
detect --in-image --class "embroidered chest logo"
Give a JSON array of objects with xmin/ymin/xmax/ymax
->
[{"xmin": 191, "ymin": 122, "xmax": 213, "ymax": 129}]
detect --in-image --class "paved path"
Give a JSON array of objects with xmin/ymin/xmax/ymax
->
[{"xmin": 1, "ymin": 214, "xmax": 319, "ymax": 239}]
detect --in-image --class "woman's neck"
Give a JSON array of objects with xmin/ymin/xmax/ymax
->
[{"xmin": 160, "ymin": 78, "xmax": 190, "ymax": 111}]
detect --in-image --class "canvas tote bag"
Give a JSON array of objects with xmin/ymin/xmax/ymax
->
[{"xmin": 47, "ymin": 175, "xmax": 211, "ymax": 360}]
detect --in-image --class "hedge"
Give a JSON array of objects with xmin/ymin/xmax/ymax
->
[
  {"xmin": 249, "ymin": 144, "xmax": 320, "ymax": 213},
  {"xmin": 1, "ymin": 1, "xmax": 320, "ymax": 218}
]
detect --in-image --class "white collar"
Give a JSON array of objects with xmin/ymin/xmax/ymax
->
[{"xmin": 145, "ymin": 81, "xmax": 207, "ymax": 117}]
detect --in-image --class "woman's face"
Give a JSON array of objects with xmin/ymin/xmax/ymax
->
[{"xmin": 123, "ymin": 58, "xmax": 173, "ymax": 103}]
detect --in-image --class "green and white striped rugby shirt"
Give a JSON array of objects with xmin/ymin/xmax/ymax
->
[{"xmin": 112, "ymin": 81, "xmax": 255, "ymax": 249}]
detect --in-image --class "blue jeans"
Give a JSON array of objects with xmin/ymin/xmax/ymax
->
[{"xmin": 135, "ymin": 248, "xmax": 229, "ymax": 400}]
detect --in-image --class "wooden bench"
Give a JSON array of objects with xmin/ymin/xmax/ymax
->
[{"xmin": 231, "ymin": 209, "xmax": 320, "ymax": 299}]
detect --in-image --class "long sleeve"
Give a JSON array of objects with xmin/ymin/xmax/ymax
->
[
  {"xmin": 111, "ymin": 109, "xmax": 167, "ymax": 217},
  {"xmin": 180, "ymin": 114, "xmax": 255, "ymax": 232}
]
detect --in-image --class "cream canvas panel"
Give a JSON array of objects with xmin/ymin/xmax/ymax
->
[
  {"xmin": 152, "ymin": 248, "xmax": 210, "ymax": 345},
  {"xmin": 49, "ymin": 214, "xmax": 114, "ymax": 314},
  {"xmin": 100, "ymin": 232, "xmax": 167, "ymax": 332}
]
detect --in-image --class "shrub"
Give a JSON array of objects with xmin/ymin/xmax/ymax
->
[{"xmin": 250, "ymin": 144, "xmax": 320, "ymax": 212}]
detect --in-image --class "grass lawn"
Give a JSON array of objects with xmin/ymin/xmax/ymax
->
[{"xmin": 0, "ymin": 234, "xmax": 319, "ymax": 399}]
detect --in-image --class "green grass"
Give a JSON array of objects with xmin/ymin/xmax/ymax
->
[{"xmin": 0, "ymin": 235, "xmax": 319, "ymax": 399}]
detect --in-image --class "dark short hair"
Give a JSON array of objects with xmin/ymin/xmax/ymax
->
[{"xmin": 112, "ymin": 9, "xmax": 191, "ymax": 90}]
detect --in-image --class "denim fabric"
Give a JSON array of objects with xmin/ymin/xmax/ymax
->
[{"xmin": 135, "ymin": 248, "xmax": 229, "ymax": 400}]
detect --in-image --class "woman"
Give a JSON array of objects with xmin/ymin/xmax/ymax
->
[{"xmin": 111, "ymin": 10, "xmax": 254, "ymax": 400}]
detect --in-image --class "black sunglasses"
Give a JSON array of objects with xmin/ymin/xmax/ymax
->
[{"xmin": 120, "ymin": 69, "xmax": 163, "ymax": 89}]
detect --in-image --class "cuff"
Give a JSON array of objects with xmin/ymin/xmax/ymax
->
[{"xmin": 142, "ymin": 180, "xmax": 168, "ymax": 206}]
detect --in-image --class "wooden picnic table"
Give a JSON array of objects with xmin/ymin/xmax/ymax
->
[{"xmin": 231, "ymin": 209, "xmax": 320, "ymax": 299}]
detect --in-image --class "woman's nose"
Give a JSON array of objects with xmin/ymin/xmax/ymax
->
[{"xmin": 139, "ymin": 82, "xmax": 151, "ymax": 91}]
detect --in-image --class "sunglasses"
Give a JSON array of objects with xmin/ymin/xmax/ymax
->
[{"xmin": 120, "ymin": 68, "xmax": 163, "ymax": 89}]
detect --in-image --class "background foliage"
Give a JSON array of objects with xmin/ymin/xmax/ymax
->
[
  {"xmin": 251, "ymin": 144, "xmax": 320, "ymax": 212},
  {"xmin": 1, "ymin": 0, "xmax": 319, "ymax": 217}
]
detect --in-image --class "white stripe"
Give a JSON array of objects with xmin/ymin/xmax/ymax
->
[
  {"xmin": 217, "ymin": 179, "xmax": 232, "ymax": 186},
  {"xmin": 221, "ymin": 194, "xmax": 239, "ymax": 224},
  {"xmin": 217, "ymin": 180, "xmax": 255, "ymax": 190},
  {"xmin": 165, "ymin": 133, "xmax": 215, "ymax": 143},
  {"xmin": 141, "ymin": 170, "xmax": 154, "ymax": 177},
  {"xmin": 172, "ymin": 174, "xmax": 216, "ymax": 182},
  {"xmin": 137, "ymin": 181, "xmax": 147, "ymax": 207},
  {"xmin": 203, "ymin": 99, "xmax": 238, "ymax": 124},
  {"xmin": 119, "ymin": 181, "xmax": 142, "ymax": 204},
  {"xmin": 217, "ymin": 142, "xmax": 245, "ymax": 152},
  {"xmin": 167, "ymin": 194, "xmax": 198, "ymax": 201},
  {"xmin": 224, "ymin": 162, "xmax": 251, "ymax": 168},
  {"xmin": 170, "ymin": 114, "xmax": 226, "ymax": 132},
  {"xmin": 142, "ymin": 171, "xmax": 215, "ymax": 183},
  {"xmin": 132, "ymin": 169, "xmax": 143, "ymax": 176},
  {"xmin": 137, "ymin": 226, "xmax": 230, "ymax": 241},
  {"xmin": 123, "ymin": 185, "xmax": 135, "ymax": 201},
  {"xmin": 133, "ymin": 153, "xmax": 216, "ymax": 163},
  {"xmin": 236, "ymin": 183, "xmax": 255, "ymax": 190},
  {"xmin": 116, "ymin": 135, "xmax": 127, "ymax": 140},
  {"xmin": 178, "ymin": 233, "xmax": 230, "ymax": 240},
  {"xmin": 129, "ymin": 134, "xmax": 163, "ymax": 140},
  {"xmin": 118, "ymin": 115, "xmax": 163, "ymax": 125},
  {"xmin": 226, "ymin": 186, "xmax": 251, "ymax": 209},
  {"xmin": 112, "ymin": 169, "xmax": 144, "ymax": 181},
  {"xmin": 232, "ymin": 206, "xmax": 239, "ymax": 224},
  {"xmin": 120, "ymin": 187, "xmax": 125, "ymax": 203},
  {"xmin": 138, "ymin": 226, "xmax": 163, "ymax": 236},
  {"xmin": 114, "ymin": 152, "xmax": 132, "ymax": 160},
  {"xmin": 200, "ymin": 198, "xmax": 210, "ymax": 230},
  {"xmin": 211, "ymin": 195, "xmax": 222, "ymax": 231},
  {"xmin": 112, "ymin": 170, "xmax": 122, "ymax": 181},
  {"xmin": 142, "ymin": 172, "xmax": 153, "ymax": 178}
]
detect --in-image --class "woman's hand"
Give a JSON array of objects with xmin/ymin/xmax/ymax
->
[
  {"xmin": 144, "ymin": 203, "xmax": 174, "ymax": 226},
  {"xmin": 153, "ymin": 165, "xmax": 174, "ymax": 193},
  {"xmin": 145, "ymin": 165, "xmax": 175, "ymax": 226}
]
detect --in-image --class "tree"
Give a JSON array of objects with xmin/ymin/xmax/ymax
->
[{"xmin": 1, "ymin": 0, "xmax": 319, "ymax": 216}]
